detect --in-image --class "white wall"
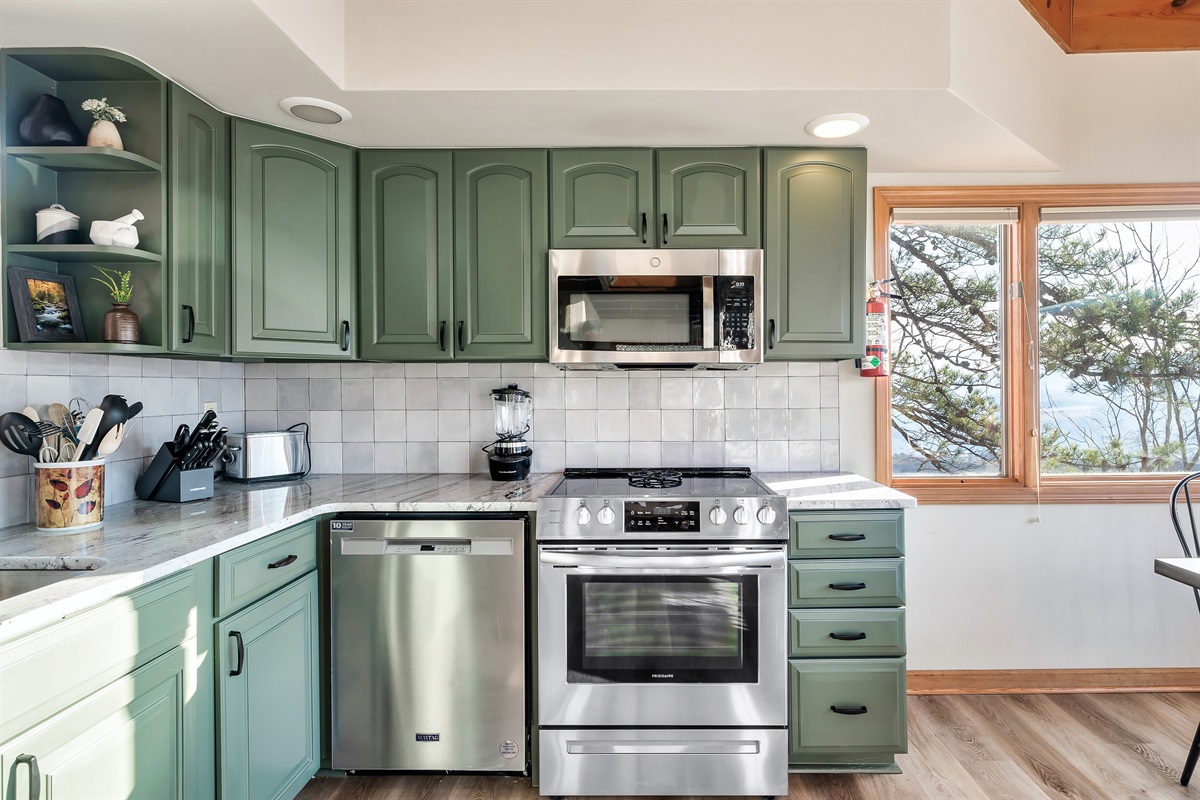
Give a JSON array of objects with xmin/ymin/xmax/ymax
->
[{"xmin": 853, "ymin": 43, "xmax": 1200, "ymax": 669}]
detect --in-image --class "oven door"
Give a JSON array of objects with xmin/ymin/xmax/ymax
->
[{"xmin": 538, "ymin": 544, "xmax": 787, "ymax": 728}]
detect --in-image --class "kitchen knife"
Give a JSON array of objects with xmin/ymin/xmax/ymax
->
[{"xmin": 171, "ymin": 424, "xmax": 189, "ymax": 455}]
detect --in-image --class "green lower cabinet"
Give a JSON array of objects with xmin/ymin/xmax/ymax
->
[
  {"xmin": 0, "ymin": 646, "xmax": 190, "ymax": 800},
  {"xmin": 788, "ymin": 658, "xmax": 907, "ymax": 768},
  {"xmin": 787, "ymin": 558, "xmax": 905, "ymax": 608},
  {"xmin": 217, "ymin": 571, "xmax": 319, "ymax": 800},
  {"xmin": 788, "ymin": 609, "xmax": 906, "ymax": 658}
]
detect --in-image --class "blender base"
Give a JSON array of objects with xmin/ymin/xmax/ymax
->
[{"xmin": 488, "ymin": 451, "xmax": 532, "ymax": 481}]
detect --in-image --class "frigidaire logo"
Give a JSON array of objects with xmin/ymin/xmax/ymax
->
[{"xmin": 652, "ymin": 673, "xmax": 674, "ymax": 679}]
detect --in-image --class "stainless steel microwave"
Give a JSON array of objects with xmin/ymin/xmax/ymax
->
[{"xmin": 549, "ymin": 249, "xmax": 764, "ymax": 370}]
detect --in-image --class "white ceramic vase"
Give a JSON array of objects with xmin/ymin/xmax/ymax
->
[{"xmin": 87, "ymin": 119, "xmax": 123, "ymax": 150}]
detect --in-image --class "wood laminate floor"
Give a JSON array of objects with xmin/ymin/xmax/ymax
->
[{"xmin": 297, "ymin": 693, "xmax": 1200, "ymax": 800}]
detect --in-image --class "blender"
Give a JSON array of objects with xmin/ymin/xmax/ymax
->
[{"xmin": 485, "ymin": 384, "xmax": 533, "ymax": 481}]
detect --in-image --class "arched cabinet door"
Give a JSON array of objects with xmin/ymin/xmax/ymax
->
[
  {"xmin": 453, "ymin": 149, "xmax": 548, "ymax": 361},
  {"xmin": 232, "ymin": 120, "xmax": 356, "ymax": 359},
  {"xmin": 169, "ymin": 85, "xmax": 229, "ymax": 356},
  {"xmin": 551, "ymin": 149, "xmax": 653, "ymax": 248},
  {"xmin": 657, "ymin": 148, "xmax": 761, "ymax": 248},
  {"xmin": 358, "ymin": 151, "xmax": 454, "ymax": 361},
  {"xmin": 764, "ymin": 148, "xmax": 866, "ymax": 360}
]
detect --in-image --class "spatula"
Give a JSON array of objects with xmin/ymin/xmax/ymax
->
[
  {"xmin": 0, "ymin": 412, "xmax": 44, "ymax": 458},
  {"xmin": 74, "ymin": 408, "xmax": 103, "ymax": 461}
]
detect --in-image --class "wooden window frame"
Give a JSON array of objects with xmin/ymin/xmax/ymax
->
[{"xmin": 874, "ymin": 184, "xmax": 1200, "ymax": 504}]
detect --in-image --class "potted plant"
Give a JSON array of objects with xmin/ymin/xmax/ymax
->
[
  {"xmin": 81, "ymin": 97, "xmax": 127, "ymax": 150},
  {"xmin": 92, "ymin": 265, "xmax": 139, "ymax": 343}
]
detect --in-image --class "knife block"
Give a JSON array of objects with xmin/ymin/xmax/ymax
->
[{"xmin": 135, "ymin": 443, "xmax": 214, "ymax": 502}]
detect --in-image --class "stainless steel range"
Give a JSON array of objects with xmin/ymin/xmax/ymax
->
[{"xmin": 536, "ymin": 467, "xmax": 789, "ymax": 798}]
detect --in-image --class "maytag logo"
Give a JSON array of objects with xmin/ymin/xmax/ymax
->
[
  {"xmin": 416, "ymin": 733, "xmax": 440, "ymax": 742},
  {"xmin": 651, "ymin": 673, "xmax": 674, "ymax": 679}
]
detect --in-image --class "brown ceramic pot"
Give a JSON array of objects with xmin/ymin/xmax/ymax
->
[{"xmin": 103, "ymin": 303, "xmax": 140, "ymax": 343}]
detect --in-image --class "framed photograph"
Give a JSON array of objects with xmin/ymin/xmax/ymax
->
[{"xmin": 7, "ymin": 266, "xmax": 85, "ymax": 343}]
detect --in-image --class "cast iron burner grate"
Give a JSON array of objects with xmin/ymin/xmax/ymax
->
[{"xmin": 627, "ymin": 469, "xmax": 684, "ymax": 489}]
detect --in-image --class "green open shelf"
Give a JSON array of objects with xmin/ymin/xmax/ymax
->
[
  {"xmin": 6, "ymin": 244, "xmax": 162, "ymax": 263},
  {"xmin": 6, "ymin": 146, "xmax": 162, "ymax": 172},
  {"xmin": 2, "ymin": 340, "xmax": 166, "ymax": 354}
]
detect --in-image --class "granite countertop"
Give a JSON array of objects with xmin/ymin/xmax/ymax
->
[{"xmin": 0, "ymin": 470, "xmax": 913, "ymax": 641}]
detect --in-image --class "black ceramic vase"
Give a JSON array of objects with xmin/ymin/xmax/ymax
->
[{"xmin": 18, "ymin": 94, "xmax": 85, "ymax": 146}]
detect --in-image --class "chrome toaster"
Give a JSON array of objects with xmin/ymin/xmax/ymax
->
[{"xmin": 224, "ymin": 430, "xmax": 308, "ymax": 482}]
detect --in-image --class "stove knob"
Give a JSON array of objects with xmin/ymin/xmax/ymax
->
[
  {"xmin": 597, "ymin": 506, "xmax": 615, "ymax": 526},
  {"xmin": 575, "ymin": 505, "xmax": 591, "ymax": 526},
  {"xmin": 733, "ymin": 506, "xmax": 749, "ymax": 525},
  {"xmin": 757, "ymin": 506, "xmax": 777, "ymax": 525},
  {"xmin": 709, "ymin": 506, "xmax": 727, "ymax": 525}
]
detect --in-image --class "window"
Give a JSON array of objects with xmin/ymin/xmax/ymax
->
[{"xmin": 874, "ymin": 186, "xmax": 1200, "ymax": 503}]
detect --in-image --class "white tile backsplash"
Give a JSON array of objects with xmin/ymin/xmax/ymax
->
[{"xmin": 0, "ymin": 353, "xmax": 841, "ymax": 526}]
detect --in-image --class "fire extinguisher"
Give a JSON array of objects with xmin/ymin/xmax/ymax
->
[{"xmin": 861, "ymin": 278, "xmax": 896, "ymax": 378}]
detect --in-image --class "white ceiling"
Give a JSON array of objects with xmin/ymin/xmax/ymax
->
[{"xmin": 0, "ymin": 0, "xmax": 1196, "ymax": 176}]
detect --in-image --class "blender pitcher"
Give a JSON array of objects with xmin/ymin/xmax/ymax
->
[{"xmin": 485, "ymin": 384, "xmax": 533, "ymax": 481}]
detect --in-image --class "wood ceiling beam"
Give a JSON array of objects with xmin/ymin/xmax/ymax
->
[{"xmin": 1019, "ymin": 0, "xmax": 1200, "ymax": 53}]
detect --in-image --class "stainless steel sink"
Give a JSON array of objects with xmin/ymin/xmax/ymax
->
[{"xmin": 0, "ymin": 557, "xmax": 108, "ymax": 602}]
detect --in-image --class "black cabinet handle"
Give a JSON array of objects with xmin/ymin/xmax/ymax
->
[
  {"xmin": 831, "ymin": 705, "xmax": 868, "ymax": 715},
  {"xmin": 439, "ymin": 321, "xmax": 447, "ymax": 352},
  {"xmin": 830, "ymin": 631, "xmax": 868, "ymax": 641},
  {"xmin": 829, "ymin": 582, "xmax": 867, "ymax": 591},
  {"xmin": 662, "ymin": 212, "xmax": 669, "ymax": 245},
  {"xmin": 182, "ymin": 305, "xmax": 195, "ymax": 344},
  {"xmin": 457, "ymin": 321, "xmax": 465, "ymax": 351},
  {"xmin": 640, "ymin": 212, "xmax": 647, "ymax": 244},
  {"xmin": 267, "ymin": 554, "xmax": 298, "ymax": 569},
  {"xmin": 769, "ymin": 318, "xmax": 778, "ymax": 350},
  {"xmin": 14, "ymin": 754, "xmax": 40, "ymax": 800},
  {"xmin": 341, "ymin": 320, "xmax": 350, "ymax": 352},
  {"xmin": 229, "ymin": 631, "xmax": 245, "ymax": 676},
  {"xmin": 829, "ymin": 533, "xmax": 867, "ymax": 542}
]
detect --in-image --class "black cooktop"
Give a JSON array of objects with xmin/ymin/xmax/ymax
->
[{"xmin": 551, "ymin": 467, "xmax": 772, "ymax": 498}]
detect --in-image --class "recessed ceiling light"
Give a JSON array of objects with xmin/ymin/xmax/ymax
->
[
  {"xmin": 279, "ymin": 96, "xmax": 352, "ymax": 125},
  {"xmin": 805, "ymin": 113, "xmax": 870, "ymax": 139}
]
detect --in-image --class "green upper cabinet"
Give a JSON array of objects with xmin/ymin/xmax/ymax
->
[
  {"xmin": 550, "ymin": 149, "xmax": 653, "ymax": 248},
  {"xmin": 358, "ymin": 150, "xmax": 454, "ymax": 361},
  {"xmin": 657, "ymin": 148, "xmax": 761, "ymax": 248},
  {"xmin": 454, "ymin": 149, "xmax": 548, "ymax": 360},
  {"xmin": 360, "ymin": 149, "xmax": 548, "ymax": 361},
  {"xmin": 550, "ymin": 148, "xmax": 760, "ymax": 249},
  {"xmin": 764, "ymin": 148, "xmax": 866, "ymax": 360},
  {"xmin": 232, "ymin": 120, "xmax": 356, "ymax": 359},
  {"xmin": 168, "ymin": 84, "xmax": 228, "ymax": 356}
]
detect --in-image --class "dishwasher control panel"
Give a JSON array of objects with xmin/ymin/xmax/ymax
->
[{"xmin": 385, "ymin": 541, "xmax": 470, "ymax": 555}]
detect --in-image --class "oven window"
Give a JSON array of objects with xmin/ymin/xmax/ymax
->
[
  {"xmin": 565, "ymin": 576, "xmax": 758, "ymax": 683},
  {"xmin": 556, "ymin": 276, "xmax": 705, "ymax": 351}
]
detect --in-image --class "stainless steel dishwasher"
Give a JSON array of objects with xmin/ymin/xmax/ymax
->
[{"xmin": 329, "ymin": 513, "xmax": 527, "ymax": 772}]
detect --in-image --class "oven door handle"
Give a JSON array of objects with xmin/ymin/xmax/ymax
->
[
  {"xmin": 702, "ymin": 276, "xmax": 715, "ymax": 350},
  {"xmin": 539, "ymin": 551, "xmax": 782, "ymax": 570},
  {"xmin": 566, "ymin": 739, "xmax": 760, "ymax": 755}
]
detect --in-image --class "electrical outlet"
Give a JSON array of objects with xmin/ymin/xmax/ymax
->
[{"xmin": 203, "ymin": 401, "xmax": 218, "ymax": 414}]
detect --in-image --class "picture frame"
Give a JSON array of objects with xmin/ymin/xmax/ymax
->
[{"xmin": 7, "ymin": 266, "xmax": 85, "ymax": 343}]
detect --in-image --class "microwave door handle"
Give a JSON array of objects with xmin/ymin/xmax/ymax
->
[
  {"xmin": 702, "ymin": 276, "xmax": 715, "ymax": 350},
  {"xmin": 539, "ymin": 551, "xmax": 781, "ymax": 570}
]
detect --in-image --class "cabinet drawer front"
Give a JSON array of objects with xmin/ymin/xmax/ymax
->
[
  {"xmin": 788, "ymin": 658, "xmax": 907, "ymax": 755},
  {"xmin": 788, "ymin": 559, "xmax": 904, "ymax": 607},
  {"xmin": 788, "ymin": 609, "xmax": 906, "ymax": 657},
  {"xmin": 0, "ymin": 568, "xmax": 199, "ymax": 740},
  {"xmin": 789, "ymin": 511, "xmax": 904, "ymax": 558},
  {"xmin": 216, "ymin": 521, "xmax": 317, "ymax": 617}
]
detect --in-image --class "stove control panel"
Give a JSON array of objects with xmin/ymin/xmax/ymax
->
[{"xmin": 537, "ymin": 495, "xmax": 788, "ymax": 541}]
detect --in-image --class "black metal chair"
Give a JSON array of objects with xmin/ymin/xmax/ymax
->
[{"xmin": 1170, "ymin": 471, "xmax": 1200, "ymax": 786}]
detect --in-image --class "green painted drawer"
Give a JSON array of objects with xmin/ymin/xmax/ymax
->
[
  {"xmin": 788, "ymin": 658, "xmax": 907, "ymax": 756},
  {"xmin": 215, "ymin": 520, "xmax": 317, "ymax": 617},
  {"xmin": 788, "ymin": 558, "xmax": 904, "ymax": 608},
  {"xmin": 789, "ymin": 510, "xmax": 904, "ymax": 558},
  {"xmin": 788, "ymin": 609, "xmax": 906, "ymax": 657}
]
